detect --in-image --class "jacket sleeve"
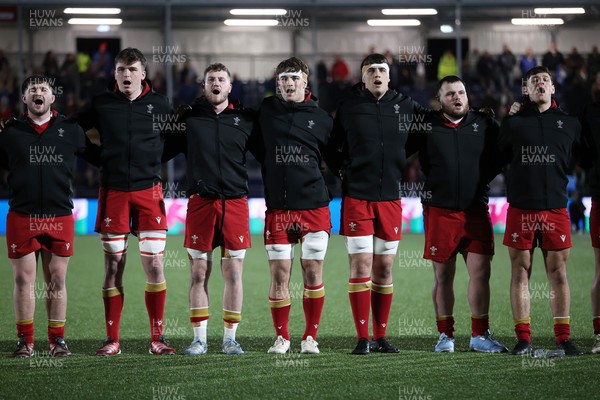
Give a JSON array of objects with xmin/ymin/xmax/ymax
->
[
  {"xmin": 75, "ymin": 102, "xmax": 98, "ymax": 132},
  {"xmin": 247, "ymin": 110, "xmax": 264, "ymax": 164},
  {"xmin": 497, "ymin": 117, "xmax": 513, "ymax": 169},
  {"xmin": 484, "ymin": 116, "xmax": 504, "ymax": 182},
  {"xmin": 322, "ymin": 110, "xmax": 346, "ymax": 179},
  {"xmin": 575, "ymin": 104, "xmax": 595, "ymax": 169},
  {"xmin": 74, "ymin": 123, "xmax": 102, "ymax": 167}
]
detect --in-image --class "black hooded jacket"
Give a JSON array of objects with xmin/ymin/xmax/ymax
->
[
  {"xmin": 176, "ymin": 97, "xmax": 257, "ymax": 198},
  {"xmin": 328, "ymin": 84, "xmax": 427, "ymax": 201},
  {"xmin": 255, "ymin": 94, "xmax": 333, "ymax": 210},
  {"xmin": 417, "ymin": 109, "xmax": 501, "ymax": 210},
  {"xmin": 0, "ymin": 113, "xmax": 94, "ymax": 215},
  {"xmin": 77, "ymin": 79, "xmax": 171, "ymax": 191},
  {"xmin": 499, "ymin": 100, "xmax": 581, "ymax": 210}
]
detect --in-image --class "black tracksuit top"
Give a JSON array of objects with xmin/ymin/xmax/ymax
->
[
  {"xmin": 417, "ymin": 110, "xmax": 501, "ymax": 210},
  {"xmin": 256, "ymin": 94, "xmax": 333, "ymax": 210},
  {"xmin": 499, "ymin": 102, "xmax": 581, "ymax": 210},
  {"xmin": 329, "ymin": 84, "xmax": 427, "ymax": 201},
  {"xmin": 77, "ymin": 80, "xmax": 171, "ymax": 191},
  {"xmin": 0, "ymin": 114, "xmax": 88, "ymax": 216},
  {"xmin": 178, "ymin": 98, "xmax": 256, "ymax": 198},
  {"xmin": 581, "ymin": 101, "xmax": 600, "ymax": 199}
]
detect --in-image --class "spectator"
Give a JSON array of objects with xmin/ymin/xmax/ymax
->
[
  {"xmin": 331, "ymin": 54, "xmax": 350, "ymax": 83},
  {"xmin": 476, "ymin": 51, "xmax": 496, "ymax": 87},
  {"xmin": 542, "ymin": 42, "xmax": 564, "ymax": 78},
  {"xmin": 498, "ymin": 44, "xmax": 517, "ymax": 88},
  {"xmin": 566, "ymin": 47, "xmax": 585, "ymax": 83},
  {"xmin": 519, "ymin": 47, "xmax": 537, "ymax": 79},
  {"xmin": 588, "ymin": 46, "xmax": 600, "ymax": 86},
  {"xmin": 437, "ymin": 49, "xmax": 458, "ymax": 81},
  {"xmin": 42, "ymin": 51, "xmax": 59, "ymax": 77}
]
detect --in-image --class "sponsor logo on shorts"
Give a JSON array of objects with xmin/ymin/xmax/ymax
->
[
  {"xmin": 156, "ymin": 216, "xmax": 162, "ymax": 224},
  {"xmin": 265, "ymin": 230, "xmax": 271, "ymax": 240},
  {"xmin": 11, "ymin": 243, "xmax": 17, "ymax": 253},
  {"xmin": 348, "ymin": 222, "xmax": 357, "ymax": 232},
  {"xmin": 65, "ymin": 243, "xmax": 70, "ymax": 250},
  {"xmin": 104, "ymin": 217, "xmax": 111, "ymax": 227},
  {"xmin": 191, "ymin": 235, "xmax": 198, "ymax": 244},
  {"xmin": 512, "ymin": 232, "xmax": 519, "ymax": 242},
  {"xmin": 394, "ymin": 226, "xmax": 399, "ymax": 234},
  {"xmin": 239, "ymin": 236, "xmax": 244, "ymax": 243},
  {"xmin": 560, "ymin": 234, "xmax": 566, "ymax": 242}
]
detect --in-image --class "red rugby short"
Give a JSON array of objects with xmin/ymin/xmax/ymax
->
[
  {"xmin": 340, "ymin": 196, "xmax": 402, "ymax": 240},
  {"xmin": 264, "ymin": 207, "xmax": 331, "ymax": 245},
  {"xmin": 184, "ymin": 195, "xmax": 250, "ymax": 251},
  {"xmin": 503, "ymin": 207, "xmax": 571, "ymax": 250},
  {"xmin": 95, "ymin": 183, "xmax": 168, "ymax": 234},
  {"xmin": 6, "ymin": 211, "xmax": 74, "ymax": 259},
  {"xmin": 423, "ymin": 205, "xmax": 494, "ymax": 262}
]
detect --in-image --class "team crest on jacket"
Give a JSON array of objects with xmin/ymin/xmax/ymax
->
[
  {"xmin": 147, "ymin": 104, "xmax": 154, "ymax": 114},
  {"xmin": 472, "ymin": 123, "xmax": 479, "ymax": 132},
  {"xmin": 307, "ymin": 120, "xmax": 315, "ymax": 129},
  {"xmin": 233, "ymin": 117, "xmax": 240, "ymax": 126},
  {"xmin": 58, "ymin": 128, "xmax": 64, "ymax": 137},
  {"xmin": 557, "ymin": 120, "xmax": 563, "ymax": 129},
  {"xmin": 394, "ymin": 104, "xmax": 400, "ymax": 114}
]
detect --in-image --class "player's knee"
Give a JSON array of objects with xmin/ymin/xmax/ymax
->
[
  {"xmin": 345, "ymin": 235, "xmax": 373, "ymax": 254},
  {"xmin": 301, "ymin": 231, "xmax": 328, "ymax": 260},
  {"xmin": 223, "ymin": 249, "xmax": 246, "ymax": 259},
  {"xmin": 187, "ymin": 248, "xmax": 213, "ymax": 261},
  {"xmin": 266, "ymin": 244, "xmax": 293, "ymax": 260},
  {"xmin": 373, "ymin": 237, "xmax": 399, "ymax": 255},
  {"xmin": 101, "ymin": 233, "xmax": 128, "ymax": 256},
  {"xmin": 138, "ymin": 230, "xmax": 166, "ymax": 256}
]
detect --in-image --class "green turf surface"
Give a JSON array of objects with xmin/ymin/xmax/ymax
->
[{"xmin": 0, "ymin": 233, "xmax": 599, "ymax": 399}]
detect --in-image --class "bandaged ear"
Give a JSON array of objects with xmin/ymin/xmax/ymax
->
[
  {"xmin": 278, "ymin": 70, "xmax": 308, "ymax": 84},
  {"xmin": 361, "ymin": 63, "xmax": 390, "ymax": 83}
]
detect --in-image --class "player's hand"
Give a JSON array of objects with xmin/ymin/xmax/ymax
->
[
  {"xmin": 478, "ymin": 106, "xmax": 495, "ymax": 119},
  {"xmin": 508, "ymin": 102, "xmax": 522, "ymax": 116},
  {"xmin": 176, "ymin": 104, "xmax": 192, "ymax": 121},
  {"xmin": 0, "ymin": 117, "xmax": 15, "ymax": 133}
]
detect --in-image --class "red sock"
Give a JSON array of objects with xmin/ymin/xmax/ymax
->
[
  {"xmin": 102, "ymin": 287, "xmax": 124, "ymax": 342},
  {"xmin": 348, "ymin": 277, "xmax": 371, "ymax": 340},
  {"xmin": 269, "ymin": 297, "xmax": 291, "ymax": 340},
  {"xmin": 593, "ymin": 317, "xmax": 600, "ymax": 335},
  {"xmin": 16, "ymin": 321, "xmax": 34, "ymax": 343},
  {"xmin": 436, "ymin": 316, "xmax": 455, "ymax": 338},
  {"xmin": 371, "ymin": 281, "xmax": 393, "ymax": 340},
  {"xmin": 48, "ymin": 323, "xmax": 65, "ymax": 342},
  {"xmin": 515, "ymin": 323, "xmax": 531, "ymax": 343},
  {"xmin": 145, "ymin": 283, "xmax": 167, "ymax": 341},
  {"xmin": 302, "ymin": 284, "xmax": 325, "ymax": 340},
  {"xmin": 471, "ymin": 314, "xmax": 490, "ymax": 337},
  {"xmin": 554, "ymin": 324, "xmax": 571, "ymax": 344}
]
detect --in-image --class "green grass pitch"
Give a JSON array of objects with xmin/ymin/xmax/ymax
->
[{"xmin": 0, "ymin": 233, "xmax": 599, "ymax": 399}]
